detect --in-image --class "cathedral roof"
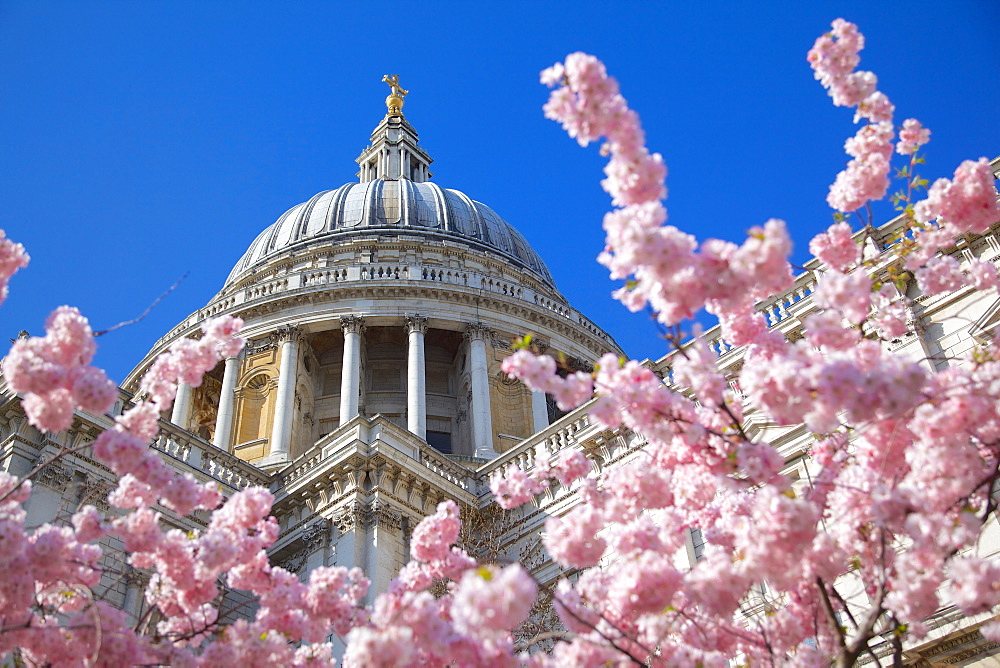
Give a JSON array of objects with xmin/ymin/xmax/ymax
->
[
  {"xmin": 225, "ymin": 76, "xmax": 556, "ymax": 290},
  {"xmin": 224, "ymin": 179, "xmax": 556, "ymax": 288}
]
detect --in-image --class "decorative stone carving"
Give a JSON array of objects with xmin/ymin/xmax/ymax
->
[
  {"xmin": 564, "ymin": 356, "xmax": 593, "ymax": 373},
  {"xmin": 302, "ymin": 519, "xmax": 331, "ymax": 552},
  {"xmin": 404, "ymin": 314, "xmax": 428, "ymax": 335},
  {"xmin": 124, "ymin": 565, "xmax": 150, "ymax": 589},
  {"xmin": 341, "ymin": 314, "xmax": 366, "ymax": 334},
  {"xmin": 274, "ymin": 324, "xmax": 304, "ymax": 345},
  {"xmin": 464, "ymin": 322, "xmax": 491, "ymax": 342},
  {"xmin": 490, "ymin": 331, "xmax": 512, "ymax": 350},
  {"xmin": 79, "ymin": 476, "xmax": 113, "ymax": 511},
  {"xmin": 35, "ymin": 464, "xmax": 73, "ymax": 492},
  {"xmin": 278, "ymin": 550, "xmax": 309, "ymax": 575},
  {"xmin": 330, "ymin": 500, "xmax": 404, "ymax": 534},
  {"xmin": 531, "ymin": 338, "xmax": 549, "ymax": 355},
  {"xmin": 364, "ymin": 500, "xmax": 403, "ymax": 531},
  {"xmin": 332, "ymin": 502, "xmax": 362, "ymax": 535}
]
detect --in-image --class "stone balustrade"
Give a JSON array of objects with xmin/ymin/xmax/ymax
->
[
  {"xmin": 417, "ymin": 444, "xmax": 476, "ymax": 492},
  {"xmin": 148, "ymin": 261, "xmax": 613, "ymax": 355},
  {"xmin": 482, "ymin": 405, "xmax": 596, "ymax": 480},
  {"xmin": 152, "ymin": 420, "xmax": 269, "ymax": 490}
]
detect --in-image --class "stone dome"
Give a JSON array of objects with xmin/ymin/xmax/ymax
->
[{"xmin": 225, "ymin": 179, "xmax": 556, "ymax": 288}]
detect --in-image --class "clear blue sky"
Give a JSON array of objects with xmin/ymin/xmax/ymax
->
[{"xmin": 2, "ymin": 2, "xmax": 998, "ymax": 381}]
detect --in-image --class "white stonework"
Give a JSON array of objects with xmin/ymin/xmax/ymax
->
[{"xmin": 1, "ymin": 94, "xmax": 998, "ymax": 664}]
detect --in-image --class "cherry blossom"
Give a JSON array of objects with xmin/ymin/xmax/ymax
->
[
  {"xmin": 1, "ymin": 16, "xmax": 999, "ymax": 668},
  {"xmin": 0, "ymin": 230, "xmax": 29, "ymax": 306}
]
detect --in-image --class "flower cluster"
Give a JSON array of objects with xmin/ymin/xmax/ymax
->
[
  {"xmin": 896, "ymin": 118, "xmax": 930, "ymax": 156},
  {"xmin": 809, "ymin": 19, "xmax": 905, "ymax": 213},
  {"xmin": 3, "ymin": 306, "xmax": 118, "ymax": 432},
  {"xmin": 0, "ymin": 229, "xmax": 29, "ymax": 306}
]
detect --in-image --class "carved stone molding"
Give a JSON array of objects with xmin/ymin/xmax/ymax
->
[
  {"xmin": 404, "ymin": 314, "xmax": 428, "ymax": 335},
  {"xmin": 79, "ymin": 477, "xmax": 113, "ymax": 512},
  {"xmin": 245, "ymin": 332, "xmax": 280, "ymax": 354},
  {"xmin": 564, "ymin": 356, "xmax": 593, "ymax": 373},
  {"xmin": 341, "ymin": 314, "xmax": 366, "ymax": 334},
  {"xmin": 490, "ymin": 332, "xmax": 512, "ymax": 350},
  {"xmin": 365, "ymin": 500, "xmax": 403, "ymax": 531},
  {"xmin": 332, "ymin": 501, "xmax": 363, "ymax": 535},
  {"xmin": 464, "ymin": 322, "xmax": 492, "ymax": 342},
  {"xmin": 331, "ymin": 500, "xmax": 404, "ymax": 534},
  {"xmin": 274, "ymin": 324, "xmax": 304, "ymax": 345},
  {"xmin": 302, "ymin": 519, "xmax": 331, "ymax": 552},
  {"xmin": 35, "ymin": 463, "xmax": 73, "ymax": 492}
]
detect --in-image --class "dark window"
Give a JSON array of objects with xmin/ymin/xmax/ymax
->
[{"xmin": 426, "ymin": 430, "xmax": 452, "ymax": 454}]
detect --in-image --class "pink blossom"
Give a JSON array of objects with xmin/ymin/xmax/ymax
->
[
  {"xmin": 813, "ymin": 269, "xmax": 872, "ymax": 322},
  {"xmin": 809, "ymin": 221, "xmax": 860, "ymax": 271},
  {"xmin": 896, "ymin": 118, "xmax": 930, "ymax": 155},
  {"xmin": 948, "ymin": 556, "xmax": 1000, "ymax": 615},
  {"xmin": 501, "ymin": 350, "xmax": 556, "ymax": 392},
  {"xmin": 869, "ymin": 298, "xmax": 909, "ymax": 339},
  {"xmin": 452, "ymin": 564, "xmax": 537, "ymax": 634},
  {"xmin": 805, "ymin": 310, "xmax": 860, "ymax": 350},
  {"xmin": 552, "ymin": 449, "xmax": 591, "ymax": 486},
  {"xmin": 490, "ymin": 465, "xmax": 545, "ymax": 510},
  {"xmin": 2, "ymin": 307, "xmax": 116, "ymax": 432},
  {"xmin": 968, "ymin": 260, "xmax": 1000, "ymax": 291},
  {"xmin": 672, "ymin": 336, "xmax": 727, "ymax": 406},
  {"xmin": 21, "ymin": 388, "xmax": 75, "ymax": 432},
  {"xmin": 916, "ymin": 255, "xmax": 965, "ymax": 295},
  {"xmin": 0, "ymin": 229, "xmax": 29, "ymax": 305},
  {"xmin": 827, "ymin": 148, "xmax": 892, "ymax": 213},
  {"xmin": 410, "ymin": 499, "xmax": 461, "ymax": 562},
  {"xmin": 343, "ymin": 626, "xmax": 416, "ymax": 668},
  {"xmin": 544, "ymin": 505, "xmax": 607, "ymax": 569},
  {"xmin": 552, "ymin": 370, "xmax": 594, "ymax": 410},
  {"xmin": 807, "ymin": 20, "xmax": 871, "ymax": 107},
  {"xmin": 855, "ymin": 90, "xmax": 894, "ymax": 123},
  {"xmin": 914, "ymin": 158, "xmax": 1000, "ymax": 236}
]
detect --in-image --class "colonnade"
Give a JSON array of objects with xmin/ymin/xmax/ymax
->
[{"xmin": 174, "ymin": 315, "xmax": 554, "ymax": 464}]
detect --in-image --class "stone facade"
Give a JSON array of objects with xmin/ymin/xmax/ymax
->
[{"xmin": 1, "ymin": 91, "xmax": 999, "ymax": 663}]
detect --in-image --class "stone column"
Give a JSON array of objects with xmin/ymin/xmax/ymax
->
[
  {"xmin": 213, "ymin": 356, "xmax": 241, "ymax": 449},
  {"xmin": 531, "ymin": 390, "xmax": 549, "ymax": 433},
  {"xmin": 267, "ymin": 326, "xmax": 301, "ymax": 464},
  {"xmin": 170, "ymin": 382, "xmax": 192, "ymax": 428},
  {"xmin": 405, "ymin": 315, "xmax": 428, "ymax": 439},
  {"xmin": 466, "ymin": 323, "xmax": 497, "ymax": 459},
  {"xmin": 339, "ymin": 315, "xmax": 365, "ymax": 426},
  {"xmin": 123, "ymin": 567, "xmax": 148, "ymax": 628}
]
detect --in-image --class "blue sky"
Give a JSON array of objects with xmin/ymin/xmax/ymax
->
[{"xmin": 2, "ymin": 2, "xmax": 998, "ymax": 381}]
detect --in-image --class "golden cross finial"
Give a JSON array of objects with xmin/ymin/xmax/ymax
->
[{"xmin": 382, "ymin": 74, "xmax": 408, "ymax": 116}]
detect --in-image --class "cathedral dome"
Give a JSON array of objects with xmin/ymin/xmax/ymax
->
[{"xmin": 225, "ymin": 179, "xmax": 556, "ymax": 288}]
